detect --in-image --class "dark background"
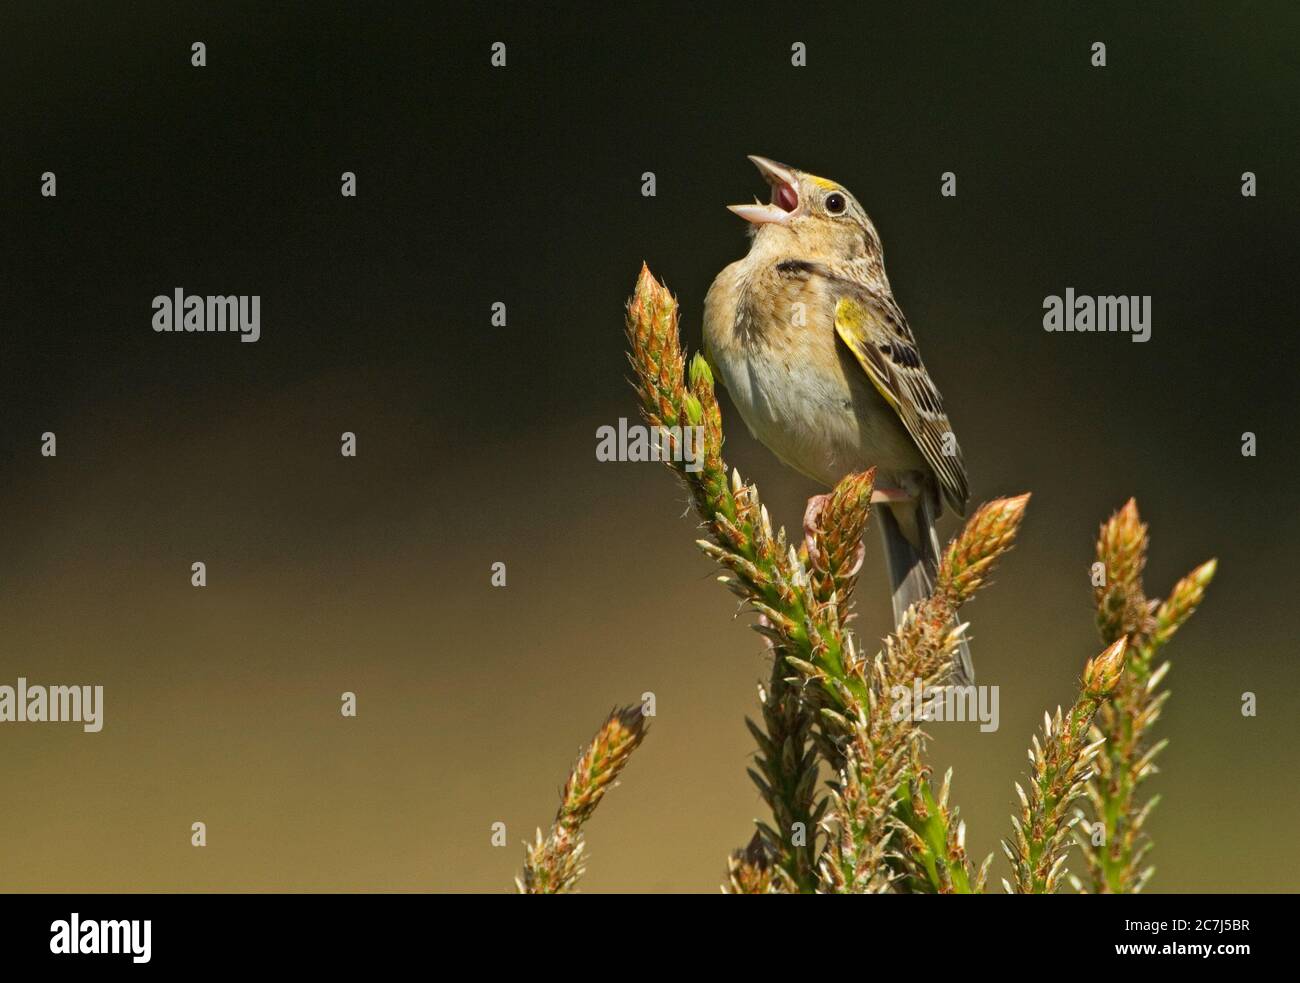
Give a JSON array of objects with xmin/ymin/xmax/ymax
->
[{"xmin": 1, "ymin": 1, "xmax": 1296, "ymax": 891}]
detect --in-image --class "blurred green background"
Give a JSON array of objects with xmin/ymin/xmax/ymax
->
[{"xmin": 1, "ymin": 2, "xmax": 1296, "ymax": 891}]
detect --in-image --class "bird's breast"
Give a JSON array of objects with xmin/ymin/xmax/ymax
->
[{"xmin": 703, "ymin": 258, "xmax": 922, "ymax": 487}]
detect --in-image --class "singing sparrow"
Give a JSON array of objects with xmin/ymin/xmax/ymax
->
[{"xmin": 703, "ymin": 156, "xmax": 973, "ymax": 682}]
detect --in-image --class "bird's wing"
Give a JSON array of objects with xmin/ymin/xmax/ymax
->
[{"xmin": 832, "ymin": 288, "xmax": 969, "ymax": 516}]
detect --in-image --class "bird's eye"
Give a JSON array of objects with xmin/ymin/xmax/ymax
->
[{"xmin": 825, "ymin": 192, "xmax": 847, "ymax": 214}]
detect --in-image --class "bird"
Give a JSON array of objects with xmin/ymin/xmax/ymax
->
[{"xmin": 703, "ymin": 155, "xmax": 973, "ymax": 683}]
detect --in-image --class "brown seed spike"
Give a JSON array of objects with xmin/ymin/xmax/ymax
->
[
  {"xmin": 936, "ymin": 493, "xmax": 1031, "ymax": 605},
  {"xmin": 519, "ymin": 704, "xmax": 649, "ymax": 894},
  {"xmin": 1083, "ymin": 637, "xmax": 1128, "ymax": 698}
]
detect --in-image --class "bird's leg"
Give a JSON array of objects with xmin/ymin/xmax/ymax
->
[
  {"xmin": 869, "ymin": 486, "xmax": 915, "ymax": 505},
  {"xmin": 802, "ymin": 493, "xmax": 866, "ymax": 578},
  {"xmin": 802, "ymin": 494, "xmax": 831, "ymax": 561}
]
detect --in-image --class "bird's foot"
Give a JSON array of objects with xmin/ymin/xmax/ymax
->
[
  {"xmin": 802, "ymin": 493, "xmax": 866, "ymax": 578},
  {"xmin": 870, "ymin": 486, "xmax": 915, "ymax": 505},
  {"xmin": 802, "ymin": 493, "xmax": 832, "ymax": 560}
]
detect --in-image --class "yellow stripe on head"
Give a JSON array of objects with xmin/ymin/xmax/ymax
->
[{"xmin": 808, "ymin": 174, "xmax": 839, "ymax": 190}]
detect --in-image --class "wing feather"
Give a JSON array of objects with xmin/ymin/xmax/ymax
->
[{"xmin": 832, "ymin": 291, "xmax": 969, "ymax": 515}]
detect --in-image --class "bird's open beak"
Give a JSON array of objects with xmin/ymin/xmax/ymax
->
[{"xmin": 727, "ymin": 155, "xmax": 800, "ymax": 225}]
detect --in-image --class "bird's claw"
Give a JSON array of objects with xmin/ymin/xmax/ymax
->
[
  {"xmin": 805, "ymin": 492, "xmax": 867, "ymax": 578},
  {"xmin": 803, "ymin": 493, "xmax": 832, "ymax": 562}
]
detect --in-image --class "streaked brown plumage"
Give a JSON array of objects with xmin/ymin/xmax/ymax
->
[{"xmin": 703, "ymin": 156, "xmax": 973, "ymax": 682}]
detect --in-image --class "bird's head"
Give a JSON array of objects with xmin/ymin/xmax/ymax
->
[{"xmin": 727, "ymin": 155, "xmax": 880, "ymax": 261}]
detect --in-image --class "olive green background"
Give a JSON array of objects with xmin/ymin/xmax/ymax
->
[{"xmin": 1, "ymin": 2, "xmax": 1296, "ymax": 891}]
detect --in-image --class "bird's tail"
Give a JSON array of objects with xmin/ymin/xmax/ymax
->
[{"xmin": 876, "ymin": 497, "xmax": 974, "ymax": 686}]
